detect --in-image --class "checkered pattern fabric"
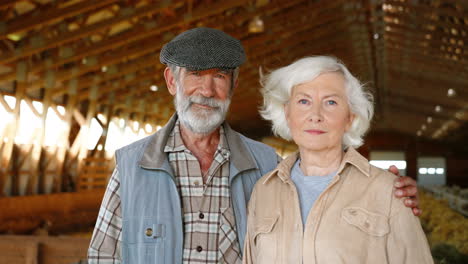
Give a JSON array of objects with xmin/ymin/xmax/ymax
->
[
  {"xmin": 88, "ymin": 120, "xmax": 241, "ymax": 264},
  {"xmin": 88, "ymin": 168, "xmax": 122, "ymax": 263},
  {"xmin": 165, "ymin": 121, "xmax": 241, "ymax": 264}
]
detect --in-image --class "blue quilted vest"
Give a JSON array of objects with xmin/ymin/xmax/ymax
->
[{"xmin": 115, "ymin": 115, "xmax": 278, "ymax": 263}]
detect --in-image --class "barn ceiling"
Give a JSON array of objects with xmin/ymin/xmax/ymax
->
[{"xmin": 0, "ymin": 0, "xmax": 467, "ymax": 143}]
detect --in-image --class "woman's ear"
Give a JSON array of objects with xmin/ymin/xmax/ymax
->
[
  {"xmin": 164, "ymin": 67, "xmax": 178, "ymax": 95},
  {"xmin": 284, "ymin": 102, "xmax": 290, "ymax": 122},
  {"xmin": 345, "ymin": 113, "xmax": 356, "ymax": 131}
]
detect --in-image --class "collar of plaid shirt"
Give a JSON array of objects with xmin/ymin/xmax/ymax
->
[{"xmin": 138, "ymin": 114, "xmax": 258, "ymax": 178}]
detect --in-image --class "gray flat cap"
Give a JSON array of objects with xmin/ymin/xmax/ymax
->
[{"xmin": 160, "ymin": 27, "xmax": 246, "ymax": 70}]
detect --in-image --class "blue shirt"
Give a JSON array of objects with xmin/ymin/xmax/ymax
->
[{"xmin": 290, "ymin": 159, "xmax": 335, "ymax": 226}]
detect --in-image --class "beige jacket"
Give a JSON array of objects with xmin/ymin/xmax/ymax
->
[{"xmin": 243, "ymin": 148, "xmax": 433, "ymax": 264}]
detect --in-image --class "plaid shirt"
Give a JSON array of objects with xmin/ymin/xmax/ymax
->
[
  {"xmin": 166, "ymin": 121, "xmax": 241, "ymax": 263},
  {"xmin": 88, "ymin": 120, "xmax": 241, "ymax": 263}
]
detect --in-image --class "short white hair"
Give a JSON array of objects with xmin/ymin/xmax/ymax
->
[{"xmin": 260, "ymin": 56, "xmax": 374, "ymax": 148}]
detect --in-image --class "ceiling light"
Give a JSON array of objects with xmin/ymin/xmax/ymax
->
[
  {"xmin": 248, "ymin": 16, "xmax": 264, "ymax": 33},
  {"xmin": 447, "ymin": 88, "xmax": 456, "ymax": 97},
  {"xmin": 435, "ymin": 105, "xmax": 442, "ymax": 112},
  {"xmin": 417, "ymin": 131, "xmax": 422, "ymax": 136},
  {"xmin": 373, "ymin": 33, "xmax": 379, "ymax": 40},
  {"xmin": 427, "ymin": 116, "xmax": 432, "ymax": 123},
  {"xmin": 150, "ymin": 85, "xmax": 158, "ymax": 92},
  {"xmin": 101, "ymin": 66, "xmax": 108, "ymax": 72},
  {"xmin": 421, "ymin": 124, "xmax": 427, "ymax": 130}
]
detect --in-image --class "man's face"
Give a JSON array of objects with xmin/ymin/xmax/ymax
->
[{"xmin": 171, "ymin": 68, "xmax": 235, "ymax": 134}]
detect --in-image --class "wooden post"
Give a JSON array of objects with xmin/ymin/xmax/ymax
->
[
  {"xmin": 75, "ymin": 85, "xmax": 99, "ymax": 189},
  {"xmin": 25, "ymin": 241, "xmax": 39, "ymax": 264},
  {"xmin": 53, "ymin": 80, "xmax": 78, "ymax": 192},
  {"xmin": 91, "ymin": 93, "xmax": 115, "ymax": 158},
  {"xmin": 0, "ymin": 73, "xmax": 26, "ymax": 196},
  {"xmin": 26, "ymin": 69, "xmax": 54, "ymax": 194},
  {"xmin": 405, "ymin": 141, "xmax": 418, "ymax": 181}
]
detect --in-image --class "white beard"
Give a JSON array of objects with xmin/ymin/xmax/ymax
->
[{"xmin": 174, "ymin": 84, "xmax": 231, "ymax": 135}]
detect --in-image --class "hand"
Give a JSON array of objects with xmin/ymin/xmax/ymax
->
[{"xmin": 388, "ymin": 165, "xmax": 421, "ymax": 216}]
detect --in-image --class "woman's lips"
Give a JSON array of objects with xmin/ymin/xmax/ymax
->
[{"xmin": 305, "ymin": 129, "xmax": 326, "ymax": 135}]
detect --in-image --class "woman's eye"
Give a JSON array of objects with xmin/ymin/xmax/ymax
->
[
  {"xmin": 326, "ymin": 100, "xmax": 337, "ymax": 105},
  {"xmin": 298, "ymin": 99, "xmax": 309, "ymax": 105}
]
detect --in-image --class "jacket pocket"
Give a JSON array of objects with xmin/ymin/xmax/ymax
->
[
  {"xmin": 123, "ymin": 218, "xmax": 165, "ymax": 263},
  {"xmin": 341, "ymin": 207, "xmax": 389, "ymax": 236},
  {"xmin": 253, "ymin": 215, "xmax": 279, "ymax": 263}
]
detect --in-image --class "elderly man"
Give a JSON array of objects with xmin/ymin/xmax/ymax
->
[{"xmin": 88, "ymin": 27, "xmax": 420, "ymax": 264}]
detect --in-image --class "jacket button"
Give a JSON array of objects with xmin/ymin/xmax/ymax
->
[
  {"xmin": 194, "ymin": 181, "xmax": 200, "ymax": 186},
  {"xmin": 145, "ymin": 228, "xmax": 153, "ymax": 237},
  {"xmin": 196, "ymin": 246, "xmax": 203, "ymax": 252},
  {"xmin": 199, "ymin": 212, "xmax": 205, "ymax": 219}
]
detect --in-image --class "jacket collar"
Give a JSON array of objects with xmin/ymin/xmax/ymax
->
[
  {"xmin": 138, "ymin": 114, "xmax": 257, "ymax": 175},
  {"xmin": 263, "ymin": 147, "xmax": 370, "ymax": 184}
]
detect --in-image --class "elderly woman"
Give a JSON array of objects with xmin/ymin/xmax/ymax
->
[{"xmin": 243, "ymin": 56, "xmax": 433, "ymax": 263}]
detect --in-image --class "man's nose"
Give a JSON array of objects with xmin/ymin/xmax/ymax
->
[{"xmin": 199, "ymin": 75, "xmax": 216, "ymax": 97}]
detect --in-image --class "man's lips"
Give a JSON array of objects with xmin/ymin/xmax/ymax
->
[
  {"xmin": 305, "ymin": 129, "xmax": 326, "ymax": 135},
  {"xmin": 191, "ymin": 103, "xmax": 216, "ymax": 110}
]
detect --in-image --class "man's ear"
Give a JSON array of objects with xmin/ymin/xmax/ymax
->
[
  {"xmin": 233, "ymin": 78, "xmax": 239, "ymax": 89},
  {"xmin": 164, "ymin": 67, "xmax": 177, "ymax": 95}
]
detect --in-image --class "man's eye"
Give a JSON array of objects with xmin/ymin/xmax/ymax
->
[
  {"xmin": 215, "ymin": 74, "xmax": 226, "ymax": 79},
  {"xmin": 189, "ymin": 71, "xmax": 200, "ymax": 76}
]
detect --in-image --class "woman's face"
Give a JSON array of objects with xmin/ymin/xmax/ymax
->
[{"xmin": 285, "ymin": 72, "xmax": 354, "ymax": 152}]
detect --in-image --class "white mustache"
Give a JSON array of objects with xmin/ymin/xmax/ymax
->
[{"xmin": 188, "ymin": 96, "xmax": 223, "ymax": 109}]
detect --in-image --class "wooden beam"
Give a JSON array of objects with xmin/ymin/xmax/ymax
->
[
  {"xmin": 51, "ymin": 60, "xmax": 162, "ymax": 99},
  {"xmin": 0, "ymin": 0, "xmax": 15, "ymax": 10},
  {"xmin": 0, "ymin": 0, "xmax": 184, "ymax": 66},
  {"xmin": 73, "ymin": 109, "xmax": 86, "ymax": 127},
  {"xmin": 0, "ymin": 190, "xmax": 104, "ymax": 233},
  {"xmin": 385, "ymin": 0, "xmax": 468, "ymax": 20},
  {"xmin": 0, "ymin": 81, "xmax": 25, "ymax": 196},
  {"xmin": 0, "ymin": 94, "xmax": 13, "ymax": 112},
  {"xmin": 385, "ymin": 34, "xmax": 468, "ymax": 66},
  {"xmin": 0, "ymin": 0, "xmax": 248, "ymax": 81},
  {"xmin": 385, "ymin": 48, "xmax": 468, "ymax": 84},
  {"xmin": 0, "ymin": 0, "xmax": 119, "ymax": 40}
]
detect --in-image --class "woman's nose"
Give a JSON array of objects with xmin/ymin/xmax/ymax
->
[{"xmin": 308, "ymin": 105, "xmax": 323, "ymax": 122}]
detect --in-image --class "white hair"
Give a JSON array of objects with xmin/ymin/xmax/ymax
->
[{"xmin": 260, "ymin": 56, "xmax": 374, "ymax": 148}]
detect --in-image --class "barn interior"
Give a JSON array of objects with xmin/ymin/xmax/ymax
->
[{"xmin": 0, "ymin": 0, "xmax": 467, "ymax": 263}]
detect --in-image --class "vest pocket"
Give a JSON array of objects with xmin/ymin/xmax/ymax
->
[
  {"xmin": 341, "ymin": 207, "xmax": 389, "ymax": 236},
  {"xmin": 123, "ymin": 218, "xmax": 166, "ymax": 263},
  {"xmin": 253, "ymin": 215, "xmax": 279, "ymax": 263}
]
